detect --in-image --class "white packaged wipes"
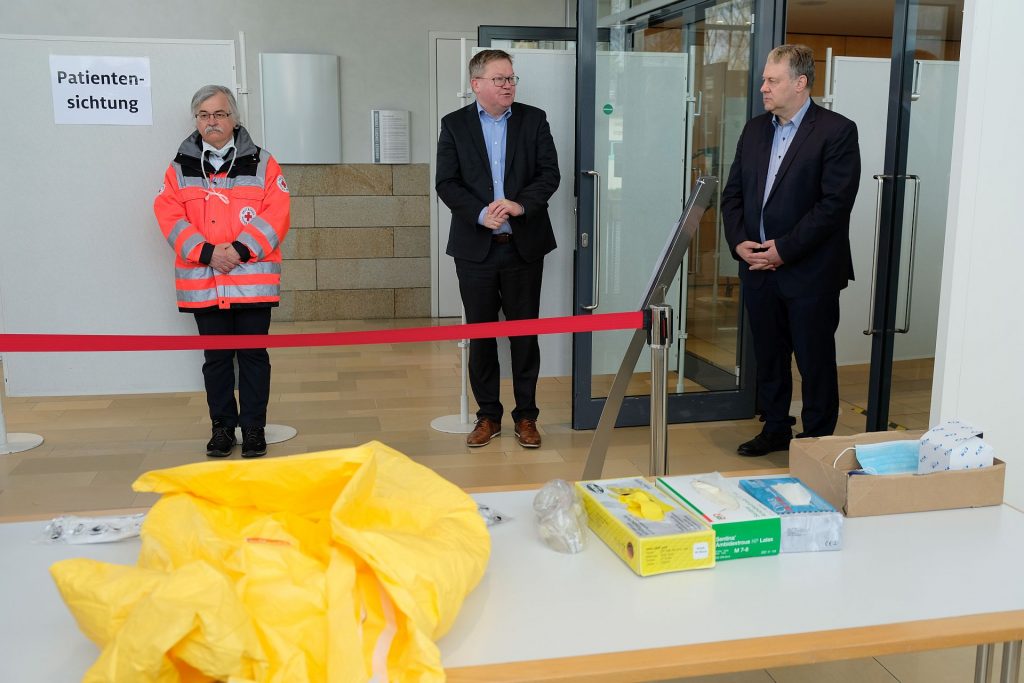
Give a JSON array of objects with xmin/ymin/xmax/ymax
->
[
  {"xmin": 37, "ymin": 513, "xmax": 145, "ymax": 544},
  {"xmin": 918, "ymin": 419, "xmax": 994, "ymax": 474}
]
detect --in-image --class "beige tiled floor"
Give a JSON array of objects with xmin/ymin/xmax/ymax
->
[{"xmin": 0, "ymin": 319, "xmax": 982, "ymax": 681}]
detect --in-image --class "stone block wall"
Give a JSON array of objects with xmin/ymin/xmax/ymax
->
[{"xmin": 276, "ymin": 164, "xmax": 431, "ymax": 321}]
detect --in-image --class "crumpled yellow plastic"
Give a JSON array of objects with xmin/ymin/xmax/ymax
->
[
  {"xmin": 609, "ymin": 487, "xmax": 675, "ymax": 521},
  {"xmin": 50, "ymin": 441, "xmax": 490, "ymax": 682}
]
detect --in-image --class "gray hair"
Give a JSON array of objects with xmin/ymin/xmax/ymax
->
[
  {"xmin": 768, "ymin": 44, "xmax": 815, "ymax": 89},
  {"xmin": 190, "ymin": 84, "xmax": 240, "ymax": 122},
  {"xmin": 469, "ymin": 49, "xmax": 513, "ymax": 79}
]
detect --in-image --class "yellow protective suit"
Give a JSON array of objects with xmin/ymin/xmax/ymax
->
[{"xmin": 50, "ymin": 441, "xmax": 490, "ymax": 682}]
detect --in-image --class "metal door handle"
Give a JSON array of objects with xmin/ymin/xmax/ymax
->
[
  {"xmin": 863, "ymin": 174, "xmax": 889, "ymax": 335},
  {"xmin": 688, "ymin": 195, "xmax": 700, "ymax": 276},
  {"xmin": 896, "ymin": 175, "xmax": 921, "ymax": 334},
  {"xmin": 821, "ymin": 47, "xmax": 835, "ymax": 108},
  {"xmin": 688, "ymin": 90, "xmax": 702, "ymax": 117},
  {"xmin": 582, "ymin": 170, "xmax": 601, "ymax": 311},
  {"xmin": 911, "ymin": 60, "xmax": 921, "ymax": 102},
  {"xmin": 864, "ymin": 174, "xmax": 920, "ymax": 335}
]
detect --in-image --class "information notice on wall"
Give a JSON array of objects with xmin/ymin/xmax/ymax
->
[
  {"xmin": 49, "ymin": 54, "xmax": 153, "ymax": 125},
  {"xmin": 371, "ymin": 109, "xmax": 410, "ymax": 164}
]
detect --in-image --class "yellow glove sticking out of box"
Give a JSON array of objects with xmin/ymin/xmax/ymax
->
[{"xmin": 609, "ymin": 487, "xmax": 675, "ymax": 520}]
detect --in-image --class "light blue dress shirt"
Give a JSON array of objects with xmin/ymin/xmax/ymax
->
[
  {"xmin": 476, "ymin": 103, "xmax": 513, "ymax": 235},
  {"xmin": 760, "ymin": 97, "xmax": 811, "ymax": 243}
]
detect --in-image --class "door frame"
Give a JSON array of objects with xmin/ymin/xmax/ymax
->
[
  {"xmin": 572, "ymin": 0, "xmax": 942, "ymax": 432},
  {"xmin": 429, "ymin": 31, "xmax": 477, "ymax": 318},
  {"xmin": 571, "ymin": 0, "xmax": 777, "ymax": 429},
  {"xmin": 864, "ymin": 0, "xmax": 920, "ymax": 431}
]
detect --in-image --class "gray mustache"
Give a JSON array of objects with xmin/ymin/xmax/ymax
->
[{"xmin": 204, "ymin": 126, "xmax": 223, "ymax": 134}]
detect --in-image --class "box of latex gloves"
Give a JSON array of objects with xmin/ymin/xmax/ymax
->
[
  {"xmin": 738, "ymin": 477, "xmax": 842, "ymax": 552},
  {"xmin": 790, "ymin": 429, "xmax": 1005, "ymax": 517},
  {"xmin": 656, "ymin": 473, "xmax": 780, "ymax": 561},
  {"xmin": 576, "ymin": 477, "xmax": 715, "ymax": 576}
]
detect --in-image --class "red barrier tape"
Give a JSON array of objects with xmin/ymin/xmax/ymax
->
[{"xmin": 0, "ymin": 311, "xmax": 644, "ymax": 353}]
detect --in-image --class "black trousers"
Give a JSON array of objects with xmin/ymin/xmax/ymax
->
[
  {"xmin": 743, "ymin": 277, "xmax": 841, "ymax": 437},
  {"xmin": 193, "ymin": 307, "xmax": 272, "ymax": 429},
  {"xmin": 455, "ymin": 241, "xmax": 544, "ymax": 424}
]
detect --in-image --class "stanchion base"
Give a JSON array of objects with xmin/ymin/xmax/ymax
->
[
  {"xmin": 233, "ymin": 424, "xmax": 297, "ymax": 445},
  {"xmin": 0, "ymin": 433, "xmax": 44, "ymax": 455},
  {"xmin": 431, "ymin": 415, "xmax": 476, "ymax": 434}
]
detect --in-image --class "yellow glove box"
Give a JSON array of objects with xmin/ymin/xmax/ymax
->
[{"xmin": 576, "ymin": 477, "xmax": 715, "ymax": 577}]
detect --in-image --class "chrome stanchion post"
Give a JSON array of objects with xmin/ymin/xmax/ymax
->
[
  {"xmin": 0, "ymin": 362, "xmax": 44, "ymax": 455},
  {"xmin": 457, "ymin": 336, "xmax": 470, "ymax": 422},
  {"xmin": 431, "ymin": 305, "xmax": 475, "ymax": 434},
  {"xmin": 648, "ymin": 304, "xmax": 672, "ymax": 477},
  {"xmin": 431, "ymin": 41, "xmax": 477, "ymax": 436}
]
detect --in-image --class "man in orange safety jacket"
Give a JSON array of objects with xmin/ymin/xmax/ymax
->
[{"xmin": 154, "ymin": 84, "xmax": 289, "ymax": 459}]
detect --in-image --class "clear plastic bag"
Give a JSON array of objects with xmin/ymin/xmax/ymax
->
[
  {"xmin": 532, "ymin": 479, "xmax": 588, "ymax": 554},
  {"xmin": 37, "ymin": 513, "xmax": 145, "ymax": 544}
]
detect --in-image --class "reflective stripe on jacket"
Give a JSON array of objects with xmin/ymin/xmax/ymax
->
[{"xmin": 153, "ymin": 126, "xmax": 290, "ymax": 311}]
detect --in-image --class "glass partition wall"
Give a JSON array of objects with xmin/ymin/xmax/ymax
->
[
  {"xmin": 574, "ymin": 0, "xmax": 962, "ymax": 433},
  {"xmin": 787, "ymin": 0, "xmax": 963, "ymax": 431},
  {"xmin": 573, "ymin": 0, "xmax": 764, "ymax": 428}
]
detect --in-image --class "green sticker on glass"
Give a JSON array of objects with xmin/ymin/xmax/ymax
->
[{"xmin": 602, "ymin": 103, "xmax": 613, "ymax": 115}]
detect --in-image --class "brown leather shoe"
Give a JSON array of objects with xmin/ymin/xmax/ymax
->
[
  {"xmin": 466, "ymin": 418, "xmax": 501, "ymax": 447},
  {"xmin": 514, "ymin": 419, "xmax": 541, "ymax": 448}
]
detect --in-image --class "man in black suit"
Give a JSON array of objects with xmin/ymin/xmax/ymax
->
[
  {"xmin": 436, "ymin": 49, "xmax": 560, "ymax": 449},
  {"xmin": 722, "ymin": 44, "xmax": 861, "ymax": 456}
]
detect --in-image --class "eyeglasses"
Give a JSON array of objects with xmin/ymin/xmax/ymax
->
[
  {"xmin": 475, "ymin": 75, "xmax": 520, "ymax": 87},
  {"xmin": 195, "ymin": 111, "xmax": 232, "ymax": 122}
]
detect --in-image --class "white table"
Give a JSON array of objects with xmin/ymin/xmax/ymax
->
[
  {"xmin": 2, "ymin": 493, "xmax": 1023, "ymax": 682},
  {"xmin": 443, "ymin": 490, "xmax": 1024, "ymax": 682}
]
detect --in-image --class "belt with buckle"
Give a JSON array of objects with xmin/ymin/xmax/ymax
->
[{"xmin": 492, "ymin": 233, "xmax": 513, "ymax": 244}]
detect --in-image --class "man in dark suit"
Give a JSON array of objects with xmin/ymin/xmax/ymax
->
[
  {"xmin": 722, "ymin": 44, "xmax": 861, "ymax": 456},
  {"xmin": 436, "ymin": 49, "xmax": 560, "ymax": 449}
]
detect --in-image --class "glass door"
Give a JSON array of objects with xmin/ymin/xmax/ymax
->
[
  {"xmin": 866, "ymin": 0, "xmax": 963, "ymax": 430},
  {"xmin": 793, "ymin": 0, "xmax": 963, "ymax": 431},
  {"xmin": 572, "ymin": 0, "xmax": 961, "ymax": 433},
  {"xmin": 573, "ymin": 0, "xmax": 772, "ymax": 429}
]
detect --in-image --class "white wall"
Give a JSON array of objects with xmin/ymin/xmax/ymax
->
[
  {"xmin": 0, "ymin": 0, "xmax": 568, "ymax": 163},
  {"xmin": 0, "ymin": 35, "xmax": 236, "ymax": 396},
  {"xmin": 933, "ymin": 0, "xmax": 1024, "ymax": 509}
]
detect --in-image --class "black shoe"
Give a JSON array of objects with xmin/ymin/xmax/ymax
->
[
  {"xmin": 737, "ymin": 430, "xmax": 792, "ymax": 457},
  {"xmin": 206, "ymin": 423, "xmax": 236, "ymax": 457},
  {"xmin": 241, "ymin": 426, "xmax": 267, "ymax": 458}
]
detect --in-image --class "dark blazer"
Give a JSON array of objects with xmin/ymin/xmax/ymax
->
[
  {"xmin": 721, "ymin": 100, "xmax": 861, "ymax": 296},
  {"xmin": 437, "ymin": 101, "xmax": 560, "ymax": 264}
]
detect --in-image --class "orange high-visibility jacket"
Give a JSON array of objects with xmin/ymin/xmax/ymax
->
[{"xmin": 154, "ymin": 126, "xmax": 290, "ymax": 311}]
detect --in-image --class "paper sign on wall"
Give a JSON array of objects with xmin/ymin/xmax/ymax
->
[
  {"xmin": 50, "ymin": 55, "xmax": 153, "ymax": 125},
  {"xmin": 371, "ymin": 109, "xmax": 410, "ymax": 164}
]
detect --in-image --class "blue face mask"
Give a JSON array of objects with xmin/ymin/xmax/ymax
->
[{"xmin": 853, "ymin": 440, "xmax": 920, "ymax": 475}]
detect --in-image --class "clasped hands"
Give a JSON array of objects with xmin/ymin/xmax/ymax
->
[
  {"xmin": 481, "ymin": 199, "xmax": 524, "ymax": 230},
  {"xmin": 209, "ymin": 242, "xmax": 242, "ymax": 274},
  {"xmin": 737, "ymin": 240, "xmax": 783, "ymax": 271}
]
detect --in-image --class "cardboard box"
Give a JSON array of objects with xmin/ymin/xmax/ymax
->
[
  {"xmin": 576, "ymin": 478, "xmax": 715, "ymax": 576},
  {"xmin": 656, "ymin": 474, "xmax": 781, "ymax": 561},
  {"xmin": 789, "ymin": 431, "xmax": 1006, "ymax": 517}
]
